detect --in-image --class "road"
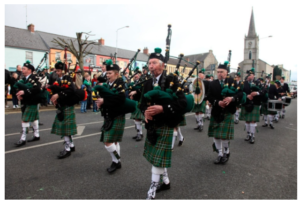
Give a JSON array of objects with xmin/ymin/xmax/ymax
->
[{"xmin": 5, "ymin": 99, "xmax": 297, "ymax": 199}]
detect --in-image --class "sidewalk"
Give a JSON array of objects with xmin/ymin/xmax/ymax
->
[{"xmin": 5, "ymin": 100, "xmax": 80, "ymax": 113}]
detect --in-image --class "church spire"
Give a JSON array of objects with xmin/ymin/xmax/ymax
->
[{"xmin": 247, "ymin": 8, "xmax": 257, "ymax": 37}]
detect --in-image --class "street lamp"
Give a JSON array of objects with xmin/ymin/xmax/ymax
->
[
  {"xmin": 116, "ymin": 26, "xmax": 129, "ymax": 63},
  {"xmin": 260, "ymin": 35, "xmax": 272, "ymax": 40}
]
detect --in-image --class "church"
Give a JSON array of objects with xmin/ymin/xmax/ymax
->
[{"xmin": 238, "ymin": 9, "xmax": 274, "ymax": 80}]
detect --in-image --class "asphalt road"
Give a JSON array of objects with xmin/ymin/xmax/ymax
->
[{"xmin": 5, "ymin": 99, "xmax": 297, "ymax": 199}]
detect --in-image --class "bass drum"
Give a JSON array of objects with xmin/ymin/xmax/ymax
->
[{"xmin": 192, "ymin": 78, "xmax": 205, "ymax": 104}]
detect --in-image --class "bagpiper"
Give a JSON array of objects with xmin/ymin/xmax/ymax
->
[
  {"xmin": 207, "ymin": 61, "xmax": 244, "ymax": 164},
  {"xmin": 136, "ymin": 48, "xmax": 187, "ymax": 199},
  {"xmin": 233, "ymin": 70, "xmax": 242, "ymax": 124},
  {"xmin": 278, "ymin": 75, "xmax": 290, "ymax": 119},
  {"xmin": 48, "ymin": 61, "xmax": 86, "ymax": 159}
]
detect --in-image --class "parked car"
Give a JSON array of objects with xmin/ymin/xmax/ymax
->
[{"xmin": 290, "ymin": 86, "xmax": 297, "ymax": 98}]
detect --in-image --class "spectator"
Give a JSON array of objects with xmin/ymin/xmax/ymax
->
[
  {"xmin": 84, "ymin": 74, "xmax": 92, "ymax": 110},
  {"xmin": 16, "ymin": 65, "xmax": 22, "ymax": 79},
  {"xmin": 80, "ymin": 85, "xmax": 87, "ymax": 113},
  {"xmin": 92, "ymin": 74, "xmax": 98, "ymax": 87},
  {"xmin": 11, "ymin": 72, "xmax": 20, "ymax": 109}
]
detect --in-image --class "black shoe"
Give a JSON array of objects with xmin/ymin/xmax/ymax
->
[
  {"xmin": 207, "ymin": 117, "xmax": 210, "ymax": 120},
  {"xmin": 156, "ymin": 182, "xmax": 171, "ymax": 193},
  {"xmin": 282, "ymin": 115, "xmax": 285, "ymax": 119},
  {"xmin": 234, "ymin": 120, "xmax": 239, "ymax": 124},
  {"xmin": 15, "ymin": 139, "xmax": 26, "ymax": 147},
  {"xmin": 132, "ymin": 134, "xmax": 138, "ymax": 139},
  {"xmin": 107, "ymin": 161, "xmax": 121, "ymax": 173},
  {"xmin": 198, "ymin": 125, "xmax": 203, "ymax": 132},
  {"xmin": 39, "ymin": 122, "xmax": 43, "ymax": 126},
  {"xmin": 262, "ymin": 123, "xmax": 268, "ymax": 127},
  {"xmin": 70, "ymin": 146, "xmax": 75, "ymax": 152},
  {"xmin": 178, "ymin": 138, "xmax": 184, "ymax": 146},
  {"xmin": 27, "ymin": 136, "xmax": 40, "ymax": 142},
  {"xmin": 273, "ymin": 119, "xmax": 278, "ymax": 123},
  {"xmin": 270, "ymin": 124, "xmax": 274, "ymax": 129},
  {"xmin": 57, "ymin": 149, "xmax": 71, "ymax": 159},
  {"xmin": 136, "ymin": 134, "xmax": 143, "ymax": 141},
  {"xmin": 221, "ymin": 153, "xmax": 229, "ymax": 164},
  {"xmin": 250, "ymin": 136, "xmax": 255, "ymax": 144},
  {"xmin": 244, "ymin": 134, "xmax": 250, "ymax": 141},
  {"xmin": 194, "ymin": 126, "xmax": 200, "ymax": 130},
  {"xmin": 214, "ymin": 156, "xmax": 223, "ymax": 164}
]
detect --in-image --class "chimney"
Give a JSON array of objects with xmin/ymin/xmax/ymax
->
[
  {"xmin": 27, "ymin": 24, "xmax": 35, "ymax": 33},
  {"xmin": 98, "ymin": 38, "xmax": 105, "ymax": 45},
  {"xmin": 209, "ymin": 50, "xmax": 213, "ymax": 54},
  {"xmin": 143, "ymin": 47, "xmax": 148, "ymax": 54}
]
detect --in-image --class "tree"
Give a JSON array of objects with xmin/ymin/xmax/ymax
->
[{"xmin": 52, "ymin": 32, "xmax": 96, "ymax": 73}]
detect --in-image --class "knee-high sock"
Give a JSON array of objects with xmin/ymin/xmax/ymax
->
[
  {"xmin": 138, "ymin": 122, "xmax": 143, "ymax": 134},
  {"xmin": 177, "ymin": 127, "xmax": 184, "ymax": 141},
  {"xmin": 268, "ymin": 115, "xmax": 274, "ymax": 125},
  {"xmin": 245, "ymin": 123, "xmax": 250, "ymax": 134},
  {"xmin": 105, "ymin": 144, "xmax": 119, "ymax": 163},
  {"xmin": 148, "ymin": 167, "xmax": 162, "ymax": 199},
  {"xmin": 264, "ymin": 115, "xmax": 268, "ymax": 124},
  {"xmin": 116, "ymin": 142, "xmax": 120, "ymax": 159},
  {"xmin": 172, "ymin": 131, "xmax": 177, "ymax": 149},
  {"xmin": 235, "ymin": 110, "xmax": 239, "ymax": 120},
  {"xmin": 64, "ymin": 136, "xmax": 71, "ymax": 151},
  {"xmin": 198, "ymin": 114, "xmax": 203, "ymax": 126},
  {"xmin": 214, "ymin": 138, "xmax": 223, "ymax": 156},
  {"xmin": 282, "ymin": 108, "xmax": 286, "ymax": 115},
  {"xmin": 31, "ymin": 120, "xmax": 39, "ymax": 137},
  {"xmin": 195, "ymin": 114, "xmax": 199, "ymax": 123},
  {"xmin": 21, "ymin": 122, "xmax": 30, "ymax": 141},
  {"xmin": 134, "ymin": 120, "xmax": 140, "ymax": 133},
  {"xmin": 222, "ymin": 140, "xmax": 230, "ymax": 154},
  {"xmin": 275, "ymin": 112, "xmax": 279, "ymax": 120},
  {"xmin": 250, "ymin": 123, "xmax": 256, "ymax": 137},
  {"xmin": 69, "ymin": 136, "xmax": 75, "ymax": 147},
  {"xmin": 162, "ymin": 168, "xmax": 170, "ymax": 184}
]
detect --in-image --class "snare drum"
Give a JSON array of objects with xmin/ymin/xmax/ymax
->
[
  {"xmin": 282, "ymin": 96, "xmax": 292, "ymax": 106},
  {"xmin": 267, "ymin": 100, "xmax": 283, "ymax": 112}
]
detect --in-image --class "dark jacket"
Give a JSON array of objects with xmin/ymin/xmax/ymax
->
[
  {"xmin": 207, "ymin": 77, "xmax": 243, "ymax": 123},
  {"xmin": 242, "ymin": 80, "xmax": 265, "ymax": 106},
  {"xmin": 281, "ymin": 83, "xmax": 290, "ymax": 95},
  {"xmin": 137, "ymin": 70, "xmax": 187, "ymax": 128},
  {"xmin": 101, "ymin": 77, "xmax": 126, "ymax": 119},
  {"xmin": 267, "ymin": 84, "xmax": 279, "ymax": 100},
  {"xmin": 20, "ymin": 74, "xmax": 42, "ymax": 105}
]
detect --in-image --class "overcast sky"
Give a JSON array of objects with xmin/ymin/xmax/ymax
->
[{"xmin": 4, "ymin": 0, "xmax": 300, "ymax": 81}]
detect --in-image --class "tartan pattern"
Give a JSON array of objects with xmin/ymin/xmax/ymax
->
[
  {"xmin": 208, "ymin": 113, "xmax": 234, "ymax": 140},
  {"xmin": 143, "ymin": 125, "xmax": 173, "ymax": 168},
  {"xmin": 178, "ymin": 116, "xmax": 186, "ymax": 126},
  {"xmin": 51, "ymin": 106, "xmax": 77, "ymax": 137},
  {"xmin": 240, "ymin": 105, "xmax": 261, "ymax": 122},
  {"xmin": 22, "ymin": 105, "xmax": 39, "ymax": 122},
  {"xmin": 130, "ymin": 108, "xmax": 145, "ymax": 120},
  {"xmin": 191, "ymin": 101, "xmax": 206, "ymax": 113},
  {"xmin": 261, "ymin": 103, "xmax": 268, "ymax": 115},
  {"xmin": 101, "ymin": 115, "xmax": 125, "ymax": 143}
]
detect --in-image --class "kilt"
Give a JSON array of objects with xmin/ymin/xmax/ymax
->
[
  {"xmin": 143, "ymin": 125, "xmax": 173, "ymax": 168},
  {"xmin": 191, "ymin": 101, "xmax": 206, "ymax": 113},
  {"xmin": 130, "ymin": 108, "xmax": 145, "ymax": 120},
  {"xmin": 178, "ymin": 116, "xmax": 186, "ymax": 126},
  {"xmin": 240, "ymin": 105, "xmax": 260, "ymax": 122},
  {"xmin": 22, "ymin": 105, "xmax": 39, "ymax": 122},
  {"xmin": 261, "ymin": 103, "xmax": 268, "ymax": 115},
  {"xmin": 208, "ymin": 113, "xmax": 234, "ymax": 140},
  {"xmin": 51, "ymin": 106, "xmax": 77, "ymax": 137},
  {"xmin": 101, "ymin": 115, "xmax": 125, "ymax": 143}
]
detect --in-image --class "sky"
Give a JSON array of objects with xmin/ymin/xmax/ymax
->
[{"xmin": 3, "ymin": 0, "xmax": 300, "ymax": 81}]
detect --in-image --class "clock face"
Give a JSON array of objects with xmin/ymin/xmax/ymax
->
[{"xmin": 247, "ymin": 40, "xmax": 255, "ymax": 48}]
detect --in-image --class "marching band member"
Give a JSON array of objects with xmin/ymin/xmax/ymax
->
[
  {"xmin": 234, "ymin": 71, "xmax": 242, "ymax": 124},
  {"xmin": 278, "ymin": 76, "xmax": 290, "ymax": 119},
  {"xmin": 207, "ymin": 61, "xmax": 243, "ymax": 164}
]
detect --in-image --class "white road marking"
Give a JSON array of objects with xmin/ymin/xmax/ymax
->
[
  {"xmin": 5, "ymin": 113, "xmax": 194, "ymax": 137},
  {"xmin": 74, "ymin": 126, "xmax": 85, "ymax": 136},
  {"xmin": 5, "ymin": 125, "xmax": 135, "ymax": 154},
  {"xmin": 285, "ymin": 127, "xmax": 297, "ymax": 131}
]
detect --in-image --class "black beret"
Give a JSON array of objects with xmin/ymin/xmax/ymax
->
[
  {"xmin": 55, "ymin": 61, "xmax": 66, "ymax": 70},
  {"xmin": 23, "ymin": 61, "xmax": 35, "ymax": 72},
  {"xmin": 149, "ymin": 48, "xmax": 164, "ymax": 62}
]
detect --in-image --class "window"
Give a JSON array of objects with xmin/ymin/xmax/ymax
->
[
  {"xmin": 26, "ymin": 51, "xmax": 33, "ymax": 63},
  {"xmin": 100, "ymin": 58, "xmax": 103, "ymax": 64},
  {"xmin": 55, "ymin": 52, "xmax": 61, "ymax": 61},
  {"xmin": 249, "ymin": 51, "xmax": 252, "ymax": 59},
  {"xmin": 67, "ymin": 53, "xmax": 72, "ymax": 62}
]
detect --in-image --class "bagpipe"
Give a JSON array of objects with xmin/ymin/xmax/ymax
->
[
  {"xmin": 92, "ymin": 83, "xmax": 137, "ymax": 115},
  {"xmin": 121, "ymin": 49, "xmax": 140, "ymax": 76}
]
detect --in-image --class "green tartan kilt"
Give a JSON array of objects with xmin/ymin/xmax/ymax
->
[
  {"xmin": 130, "ymin": 108, "xmax": 145, "ymax": 120},
  {"xmin": 178, "ymin": 116, "xmax": 186, "ymax": 126},
  {"xmin": 51, "ymin": 106, "xmax": 77, "ymax": 137},
  {"xmin": 208, "ymin": 113, "xmax": 234, "ymax": 140},
  {"xmin": 22, "ymin": 105, "xmax": 39, "ymax": 122},
  {"xmin": 143, "ymin": 125, "xmax": 173, "ymax": 168},
  {"xmin": 240, "ymin": 105, "xmax": 260, "ymax": 122},
  {"xmin": 191, "ymin": 101, "xmax": 206, "ymax": 113},
  {"xmin": 261, "ymin": 103, "xmax": 268, "ymax": 115},
  {"xmin": 101, "ymin": 115, "xmax": 125, "ymax": 143}
]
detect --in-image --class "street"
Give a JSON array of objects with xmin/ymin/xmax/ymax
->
[{"xmin": 5, "ymin": 99, "xmax": 297, "ymax": 199}]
